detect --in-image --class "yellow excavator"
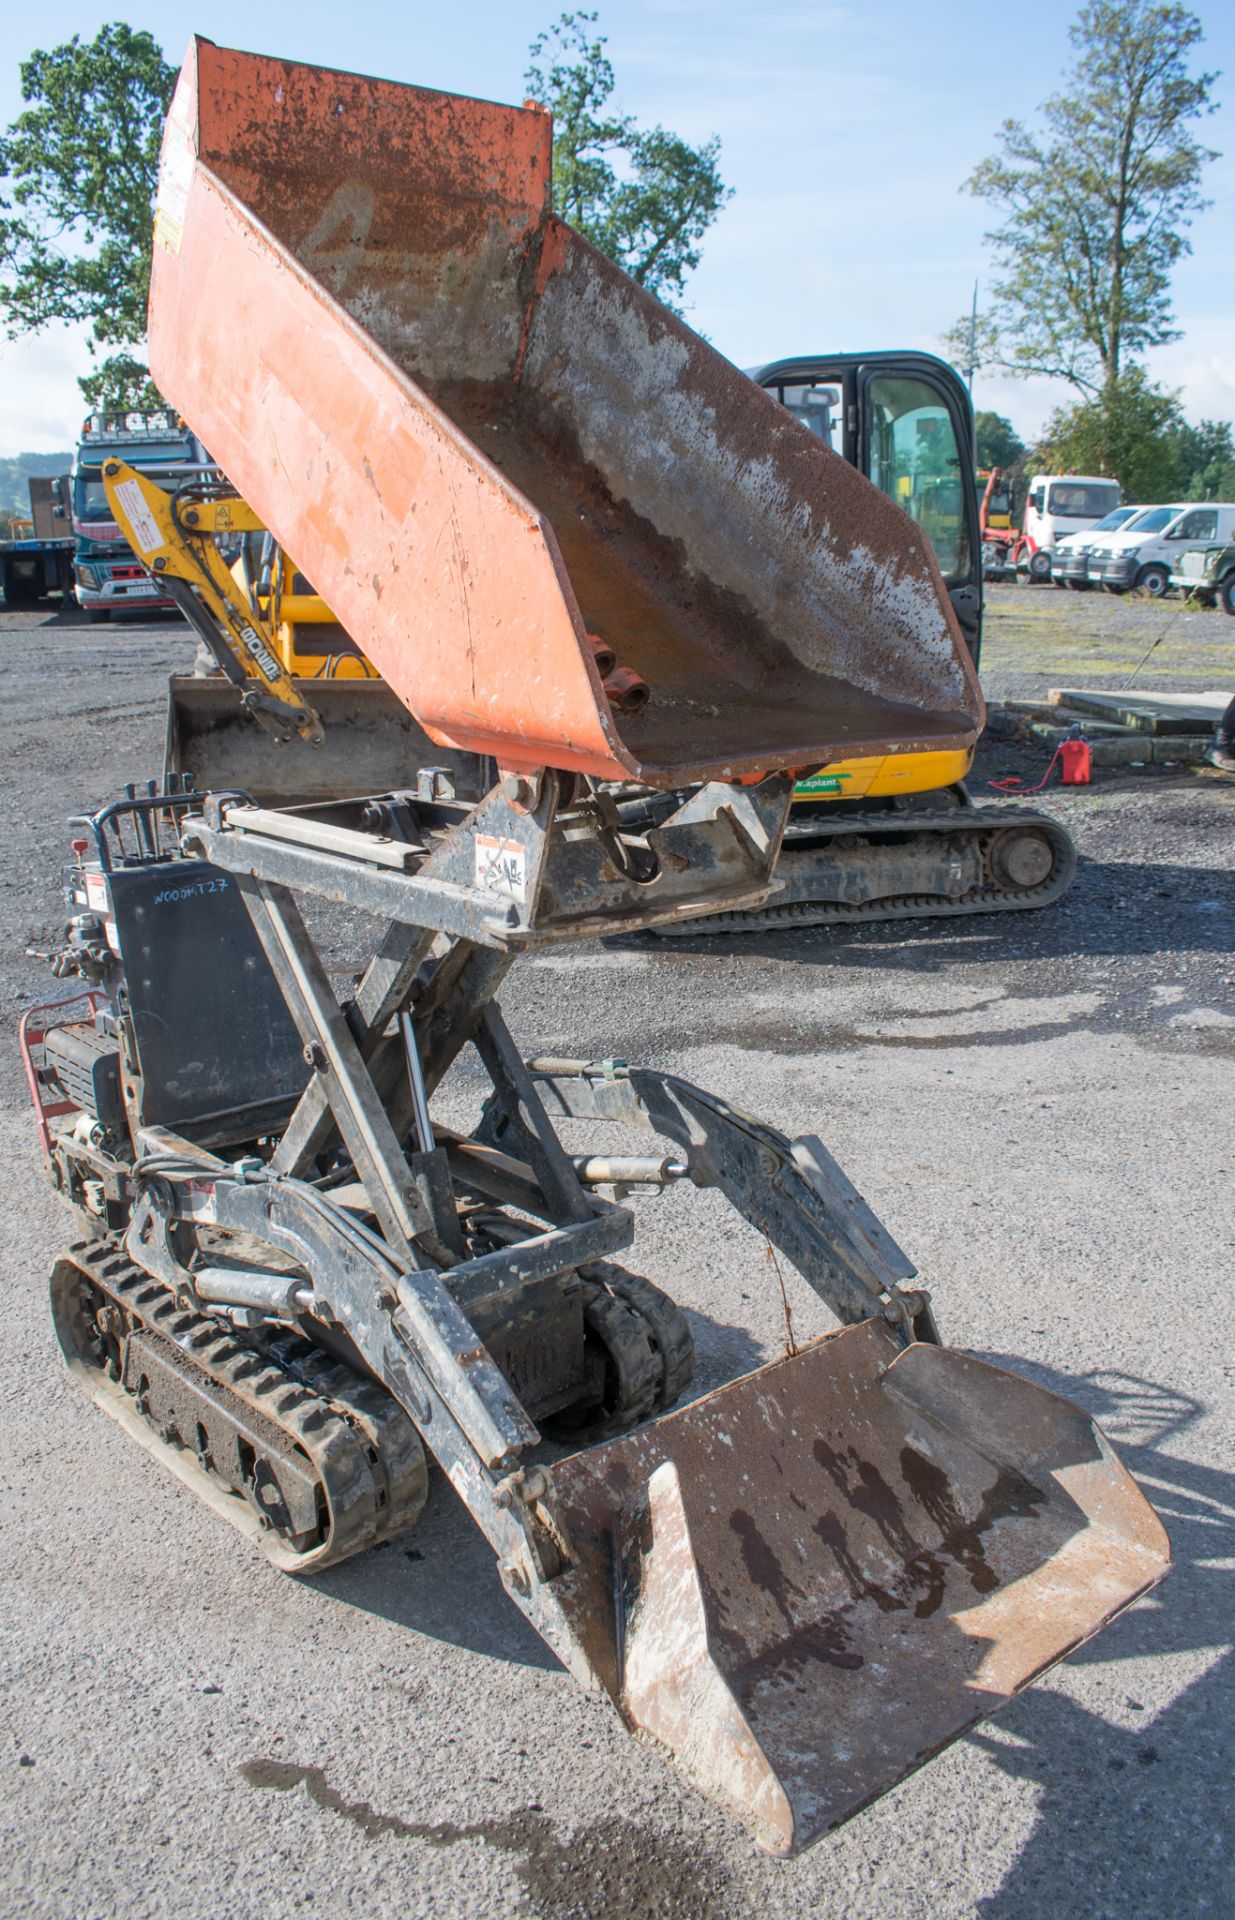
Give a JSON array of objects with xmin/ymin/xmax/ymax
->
[{"xmin": 104, "ymin": 461, "xmax": 486, "ymax": 805}]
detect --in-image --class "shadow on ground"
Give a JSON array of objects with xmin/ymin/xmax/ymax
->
[
  {"xmin": 966, "ymin": 1356, "xmax": 1234, "ymax": 1918},
  {"xmin": 624, "ymin": 854, "xmax": 1235, "ymax": 969}
]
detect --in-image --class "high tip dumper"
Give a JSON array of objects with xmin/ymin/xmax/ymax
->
[{"xmin": 23, "ymin": 38, "xmax": 1167, "ymax": 1857}]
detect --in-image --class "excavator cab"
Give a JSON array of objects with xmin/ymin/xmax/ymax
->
[{"xmin": 753, "ymin": 352, "xmax": 983, "ymax": 666}]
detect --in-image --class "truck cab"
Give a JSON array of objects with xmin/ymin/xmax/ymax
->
[
  {"xmin": 1019, "ymin": 474, "xmax": 1122, "ymax": 582},
  {"xmin": 71, "ymin": 410, "xmax": 215, "ymax": 622},
  {"xmin": 751, "ymin": 351, "xmax": 982, "ymax": 665}
]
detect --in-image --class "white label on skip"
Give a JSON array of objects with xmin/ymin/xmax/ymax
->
[{"xmin": 179, "ymin": 1180, "xmax": 218, "ymax": 1222}]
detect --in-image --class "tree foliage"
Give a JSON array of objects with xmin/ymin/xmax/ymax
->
[
  {"xmin": 1171, "ymin": 418, "xmax": 1235, "ymax": 501},
  {"xmin": 0, "ymin": 24, "xmax": 175, "ymax": 407},
  {"xmin": 951, "ymin": 1, "xmax": 1217, "ymax": 396},
  {"xmin": 0, "ymin": 448, "xmax": 73, "ymax": 515},
  {"xmin": 1038, "ymin": 371, "xmax": 1184, "ymax": 498},
  {"xmin": 974, "ymin": 410, "xmax": 1026, "ymax": 471},
  {"xmin": 525, "ymin": 11, "xmax": 731, "ymax": 311},
  {"xmin": 1036, "ymin": 372, "xmax": 1235, "ymax": 502}
]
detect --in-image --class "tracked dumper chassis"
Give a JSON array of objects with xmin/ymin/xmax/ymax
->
[
  {"xmin": 52, "ymin": 1236, "xmax": 429, "ymax": 1572},
  {"xmin": 28, "ymin": 775, "xmax": 1167, "ymax": 1855},
  {"xmin": 23, "ymin": 40, "xmax": 1168, "ymax": 1857}
]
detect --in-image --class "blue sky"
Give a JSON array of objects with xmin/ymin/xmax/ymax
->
[{"xmin": 1, "ymin": 0, "xmax": 1231, "ymax": 454}]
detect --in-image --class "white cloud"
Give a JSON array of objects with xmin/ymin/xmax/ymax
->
[
  {"xmin": 1149, "ymin": 323, "xmax": 1235, "ymax": 426},
  {"xmin": 0, "ymin": 325, "xmax": 92, "ymax": 455}
]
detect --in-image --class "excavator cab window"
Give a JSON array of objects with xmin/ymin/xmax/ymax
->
[
  {"xmin": 753, "ymin": 352, "xmax": 983, "ymax": 664},
  {"xmin": 776, "ymin": 383, "xmax": 842, "ymax": 451},
  {"xmin": 866, "ymin": 376, "xmax": 970, "ymax": 584}
]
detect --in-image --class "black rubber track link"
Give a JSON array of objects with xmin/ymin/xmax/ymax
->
[
  {"xmin": 50, "ymin": 1237, "xmax": 427, "ymax": 1574},
  {"xmin": 585, "ymin": 1262, "xmax": 694, "ymax": 1412},
  {"xmin": 544, "ymin": 1265, "xmax": 694, "ymax": 1444},
  {"xmin": 651, "ymin": 806, "xmax": 1077, "ymax": 937}
]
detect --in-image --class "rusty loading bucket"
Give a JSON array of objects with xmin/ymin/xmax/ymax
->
[
  {"xmin": 148, "ymin": 39, "xmax": 983, "ymax": 787},
  {"xmin": 548, "ymin": 1320, "xmax": 1169, "ymax": 1855}
]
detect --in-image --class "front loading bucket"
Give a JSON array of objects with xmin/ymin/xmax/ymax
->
[{"xmin": 549, "ymin": 1320, "xmax": 1168, "ymax": 1855}]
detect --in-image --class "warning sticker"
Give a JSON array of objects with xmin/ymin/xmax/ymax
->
[
  {"xmin": 84, "ymin": 872, "xmax": 109, "ymax": 913},
  {"xmin": 475, "ymin": 834, "xmax": 528, "ymax": 903},
  {"xmin": 154, "ymin": 111, "xmax": 194, "ymax": 256},
  {"xmin": 179, "ymin": 1180, "xmax": 218, "ymax": 1223},
  {"xmin": 112, "ymin": 478, "xmax": 163, "ymax": 563}
]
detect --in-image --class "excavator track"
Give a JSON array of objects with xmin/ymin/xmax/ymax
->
[
  {"xmin": 50, "ymin": 1237, "xmax": 428, "ymax": 1574},
  {"xmin": 653, "ymin": 805, "xmax": 1077, "ymax": 937}
]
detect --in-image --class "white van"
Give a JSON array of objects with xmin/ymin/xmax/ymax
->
[
  {"xmin": 1090, "ymin": 502, "xmax": 1235, "ymax": 597},
  {"xmin": 1054, "ymin": 506, "xmax": 1147, "ymax": 588},
  {"xmin": 1020, "ymin": 474, "xmax": 1123, "ymax": 581}
]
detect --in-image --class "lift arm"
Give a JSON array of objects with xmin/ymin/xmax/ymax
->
[{"xmin": 101, "ymin": 459, "xmax": 323, "ymax": 746}]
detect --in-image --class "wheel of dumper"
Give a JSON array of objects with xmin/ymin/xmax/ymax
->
[
  {"xmin": 598, "ymin": 1266, "xmax": 694, "ymax": 1411},
  {"xmin": 1028, "ymin": 550, "xmax": 1052, "ymax": 583},
  {"xmin": 545, "ymin": 1280, "xmax": 660, "ymax": 1443}
]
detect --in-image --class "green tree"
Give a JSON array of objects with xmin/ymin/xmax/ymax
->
[
  {"xmin": 973, "ymin": 410, "xmax": 1025, "ymax": 470},
  {"xmin": 950, "ymin": 2, "xmax": 1217, "ymax": 397},
  {"xmin": 1037, "ymin": 369, "xmax": 1186, "ymax": 499},
  {"xmin": 1168, "ymin": 418, "xmax": 1235, "ymax": 500},
  {"xmin": 0, "ymin": 24, "xmax": 175, "ymax": 409},
  {"xmin": 525, "ymin": 11, "xmax": 731, "ymax": 311},
  {"xmin": 1037, "ymin": 380, "xmax": 1235, "ymax": 502}
]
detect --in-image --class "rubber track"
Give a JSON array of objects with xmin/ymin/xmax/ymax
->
[
  {"xmin": 52, "ymin": 1237, "xmax": 427, "ymax": 1573},
  {"xmin": 548, "ymin": 1265, "xmax": 694, "ymax": 1442},
  {"xmin": 654, "ymin": 806, "xmax": 1077, "ymax": 937},
  {"xmin": 587, "ymin": 1263, "xmax": 695, "ymax": 1411}
]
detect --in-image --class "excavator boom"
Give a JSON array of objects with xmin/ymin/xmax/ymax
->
[{"xmin": 101, "ymin": 460, "xmax": 324, "ymax": 744}]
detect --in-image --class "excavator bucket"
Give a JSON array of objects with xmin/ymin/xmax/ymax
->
[
  {"xmin": 147, "ymin": 38, "xmax": 982, "ymax": 786},
  {"xmin": 165, "ymin": 675, "xmax": 488, "ymax": 806},
  {"xmin": 550, "ymin": 1322, "xmax": 1168, "ymax": 1855}
]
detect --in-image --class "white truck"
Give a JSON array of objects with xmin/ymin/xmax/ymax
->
[{"xmin": 1018, "ymin": 473, "xmax": 1122, "ymax": 582}]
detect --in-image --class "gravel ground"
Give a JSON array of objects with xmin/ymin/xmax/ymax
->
[{"xmin": 1, "ymin": 587, "xmax": 1232, "ymax": 1920}]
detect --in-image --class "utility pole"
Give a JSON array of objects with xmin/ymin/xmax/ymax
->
[{"xmin": 963, "ymin": 280, "xmax": 978, "ymax": 390}]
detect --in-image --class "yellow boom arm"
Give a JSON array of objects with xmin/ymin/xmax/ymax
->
[{"xmin": 101, "ymin": 459, "xmax": 323, "ymax": 746}]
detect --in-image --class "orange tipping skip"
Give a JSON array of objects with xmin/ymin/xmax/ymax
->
[{"xmin": 149, "ymin": 39, "xmax": 983, "ymax": 785}]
